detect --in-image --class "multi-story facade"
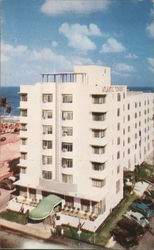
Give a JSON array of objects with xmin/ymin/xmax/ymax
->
[{"xmin": 16, "ymin": 65, "xmax": 154, "ymax": 223}]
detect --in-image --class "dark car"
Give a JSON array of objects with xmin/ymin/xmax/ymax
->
[
  {"xmin": 117, "ymin": 218, "xmax": 144, "ymax": 237},
  {"xmin": 0, "ymin": 180, "xmax": 14, "ymax": 190},
  {"xmin": 131, "ymin": 201, "xmax": 153, "ymax": 219},
  {"xmin": 135, "ymin": 198, "xmax": 154, "ymax": 210},
  {"xmin": 111, "ymin": 226, "xmax": 138, "ymax": 248}
]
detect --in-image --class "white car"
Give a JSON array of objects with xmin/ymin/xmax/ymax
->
[{"xmin": 123, "ymin": 210, "xmax": 149, "ymax": 228}]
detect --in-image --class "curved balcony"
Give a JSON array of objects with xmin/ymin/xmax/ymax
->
[
  {"xmin": 91, "ymin": 121, "xmax": 108, "ymax": 130},
  {"xmin": 90, "ymin": 137, "xmax": 108, "ymax": 147},
  {"xmin": 90, "ymin": 154, "xmax": 107, "ymax": 163}
]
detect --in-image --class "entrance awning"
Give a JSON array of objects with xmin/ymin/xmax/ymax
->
[{"xmin": 29, "ymin": 194, "xmax": 62, "ymax": 221}]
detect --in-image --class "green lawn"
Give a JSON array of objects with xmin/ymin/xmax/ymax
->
[
  {"xmin": 95, "ymin": 193, "xmax": 136, "ymax": 246},
  {"xmin": 0, "ymin": 210, "xmax": 28, "ymax": 225}
]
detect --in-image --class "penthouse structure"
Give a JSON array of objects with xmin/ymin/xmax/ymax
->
[{"xmin": 16, "ymin": 65, "xmax": 154, "ymax": 227}]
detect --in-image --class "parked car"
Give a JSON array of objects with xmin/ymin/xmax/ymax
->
[
  {"xmin": 123, "ymin": 210, "xmax": 149, "ymax": 229},
  {"xmin": 0, "ymin": 179, "xmax": 14, "ymax": 190},
  {"xmin": 111, "ymin": 225, "xmax": 138, "ymax": 248},
  {"xmin": 134, "ymin": 198, "xmax": 154, "ymax": 210},
  {"xmin": 117, "ymin": 217, "xmax": 144, "ymax": 237},
  {"xmin": 131, "ymin": 201, "xmax": 153, "ymax": 219}
]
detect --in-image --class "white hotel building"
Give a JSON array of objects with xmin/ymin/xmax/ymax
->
[{"xmin": 16, "ymin": 65, "xmax": 154, "ymax": 224}]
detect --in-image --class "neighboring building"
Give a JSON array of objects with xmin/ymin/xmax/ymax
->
[{"xmin": 15, "ymin": 65, "xmax": 154, "ymax": 224}]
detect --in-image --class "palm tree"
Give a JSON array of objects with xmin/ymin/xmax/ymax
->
[
  {"xmin": 0, "ymin": 97, "xmax": 7, "ymax": 115},
  {"xmin": 6, "ymin": 106, "xmax": 11, "ymax": 115},
  {"xmin": 0, "ymin": 97, "xmax": 12, "ymax": 116}
]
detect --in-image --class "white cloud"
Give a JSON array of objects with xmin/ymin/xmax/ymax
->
[
  {"xmin": 1, "ymin": 54, "xmax": 8, "ymax": 62},
  {"xmin": 2, "ymin": 42, "xmax": 27, "ymax": 55},
  {"xmin": 125, "ymin": 53, "xmax": 138, "ymax": 59},
  {"xmin": 147, "ymin": 57, "xmax": 154, "ymax": 73},
  {"xmin": 41, "ymin": 0, "xmax": 111, "ymax": 16},
  {"xmin": 51, "ymin": 41, "xmax": 58, "ymax": 47},
  {"xmin": 59, "ymin": 23, "xmax": 101, "ymax": 52},
  {"xmin": 146, "ymin": 21, "xmax": 154, "ymax": 38},
  {"xmin": 112, "ymin": 63, "xmax": 135, "ymax": 76},
  {"xmin": 100, "ymin": 38, "xmax": 126, "ymax": 53},
  {"xmin": 1, "ymin": 42, "xmax": 94, "ymax": 85}
]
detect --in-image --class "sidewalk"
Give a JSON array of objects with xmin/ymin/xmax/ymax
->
[{"xmin": 0, "ymin": 218, "xmax": 102, "ymax": 249}]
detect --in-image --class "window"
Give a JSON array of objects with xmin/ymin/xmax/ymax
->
[
  {"xmin": 123, "ymin": 105, "xmax": 125, "ymax": 111},
  {"xmin": 62, "ymin": 158, "xmax": 73, "ymax": 168},
  {"xmin": 20, "ymin": 109, "xmax": 27, "ymax": 117},
  {"xmin": 139, "ymin": 130, "xmax": 141, "ymax": 136},
  {"xmin": 92, "ymin": 146, "xmax": 106, "ymax": 154},
  {"xmin": 92, "ymin": 162, "xmax": 105, "ymax": 171},
  {"xmin": 139, "ymin": 111, "xmax": 141, "ymax": 117},
  {"xmin": 123, "ymin": 129, "xmax": 125, "ymax": 135},
  {"xmin": 139, "ymin": 102, "xmax": 141, "ymax": 107},
  {"xmin": 123, "ymin": 116, "xmax": 125, "ymax": 123},
  {"xmin": 92, "ymin": 95, "xmax": 106, "ymax": 104},
  {"xmin": 20, "ymin": 123, "xmax": 27, "ymax": 131},
  {"xmin": 123, "ymin": 140, "xmax": 125, "ymax": 146},
  {"xmin": 43, "ymin": 125, "xmax": 52, "ymax": 134},
  {"xmin": 117, "ymin": 93, "xmax": 121, "ymax": 102},
  {"xmin": 144, "ymin": 100, "xmax": 146, "ymax": 105},
  {"xmin": 92, "ymin": 112, "xmax": 106, "ymax": 121},
  {"xmin": 20, "ymin": 152, "xmax": 27, "ymax": 160},
  {"xmin": 117, "ymin": 108, "xmax": 120, "ymax": 117},
  {"xmin": 92, "ymin": 178, "xmax": 105, "ymax": 188},
  {"xmin": 42, "ymin": 94, "xmax": 53, "ymax": 103},
  {"xmin": 128, "ymin": 137, "xmax": 131, "ymax": 143},
  {"xmin": 81, "ymin": 199, "xmax": 90, "ymax": 212},
  {"xmin": 117, "ymin": 123, "xmax": 120, "ymax": 130},
  {"xmin": 62, "ymin": 127, "xmax": 73, "ymax": 136},
  {"xmin": 117, "ymin": 165, "xmax": 120, "ymax": 174},
  {"xmin": 128, "ymin": 115, "xmax": 130, "ymax": 121},
  {"xmin": 42, "ymin": 110, "xmax": 52, "ymax": 119},
  {"xmin": 62, "ymin": 94, "xmax": 73, "ymax": 103},
  {"xmin": 135, "ymin": 123, "xmax": 137, "ymax": 129},
  {"xmin": 135, "ymin": 102, "xmax": 137, "ymax": 108},
  {"xmin": 144, "ymin": 110, "xmax": 146, "ymax": 115},
  {"xmin": 21, "ymin": 138, "xmax": 27, "ymax": 145},
  {"xmin": 42, "ymin": 155, "xmax": 52, "ymax": 165},
  {"xmin": 139, "ymin": 121, "xmax": 141, "ymax": 127},
  {"xmin": 128, "ymin": 104, "xmax": 130, "ymax": 110},
  {"xmin": 62, "ymin": 174, "xmax": 73, "ymax": 184},
  {"xmin": 20, "ymin": 167, "xmax": 26, "ymax": 174},
  {"xmin": 92, "ymin": 129, "xmax": 106, "ymax": 138},
  {"xmin": 123, "ymin": 151, "xmax": 125, "ymax": 158},
  {"xmin": 117, "ymin": 137, "xmax": 120, "ymax": 145},
  {"xmin": 42, "ymin": 171, "xmax": 52, "ymax": 179},
  {"xmin": 135, "ymin": 133, "xmax": 137, "ymax": 139},
  {"xmin": 92, "ymin": 199, "xmax": 106, "ymax": 215},
  {"xmin": 128, "ymin": 148, "xmax": 130, "ymax": 154},
  {"xmin": 128, "ymin": 126, "xmax": 130, "ymax": 132},
  {"xmin": 117, "ymin": 151, "xmax": 120, "ymax": 159},
  {"xmin": 135, "ymin": 112, "xmax": 137, "ymax": 118},
  {"xmin": 42, "ymin": 140, "xmax": 52, "ymax": 149},
  {"xmin": 65, "ymin": 196, "xmax": 74, "ymax": 207},
  {"xmin": 135, "ymin": 144, "xmax": 137, "ymax": 149},
  {"xmin": 62, "ymin": 111, "xmax": 73, "ymax": 120},
  {"xmin": 123, "ymin": 92, "xmax": 125, "ymax": 99},
  {"xmin": 20, "ymin": 93, "xmax": 27, "ymax": 102},
  {"xmin": 116, "ymin": 179, "xmax": 120, "ymax": 193},
  {"xmin": 62, "ymin": 143, "xmax": 73, "ymax": 152}
]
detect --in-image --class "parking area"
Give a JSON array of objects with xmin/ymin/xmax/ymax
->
[
  {"xmin": 112, "ymin": 216, "xmax": 154, "ymax": 250},
  {"xmin": 108, "ymin": 184, "xmax": 154, "ymax": 250}
]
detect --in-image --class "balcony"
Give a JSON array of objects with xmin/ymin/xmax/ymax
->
[
  {"xmin": 38, "ymin": 178, "xmax": 77, "ymax": 195},
  {"xmin": 90, "ymin": 154, "xmax": 107, "ymax": 163},
  {"xmin": 90, "ymin": 136, "xmax": 108, "ymax": 146}
]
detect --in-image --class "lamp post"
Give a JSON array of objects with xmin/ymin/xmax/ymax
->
[{"xmin": 77, "ymin": 229, "xmax": 82, "ymax": 246}]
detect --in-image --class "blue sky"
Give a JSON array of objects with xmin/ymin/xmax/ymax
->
[{"xmin": 1, "ymin": 0, "xmax": 154, "ymax": 87}]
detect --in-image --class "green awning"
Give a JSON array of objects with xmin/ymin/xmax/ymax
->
[{"xmin": 29, "ymin": 194, "xmax": 62, "ymax": 221}]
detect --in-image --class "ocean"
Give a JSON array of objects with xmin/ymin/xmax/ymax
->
[{"xmin": 0, "ymin": 86, "xmax": 153, "ymax": 117}]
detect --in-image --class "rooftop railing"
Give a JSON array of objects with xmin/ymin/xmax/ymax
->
[{"xmin": 41, "ymin": 72, "xmax": 87, "ymax": 83}]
